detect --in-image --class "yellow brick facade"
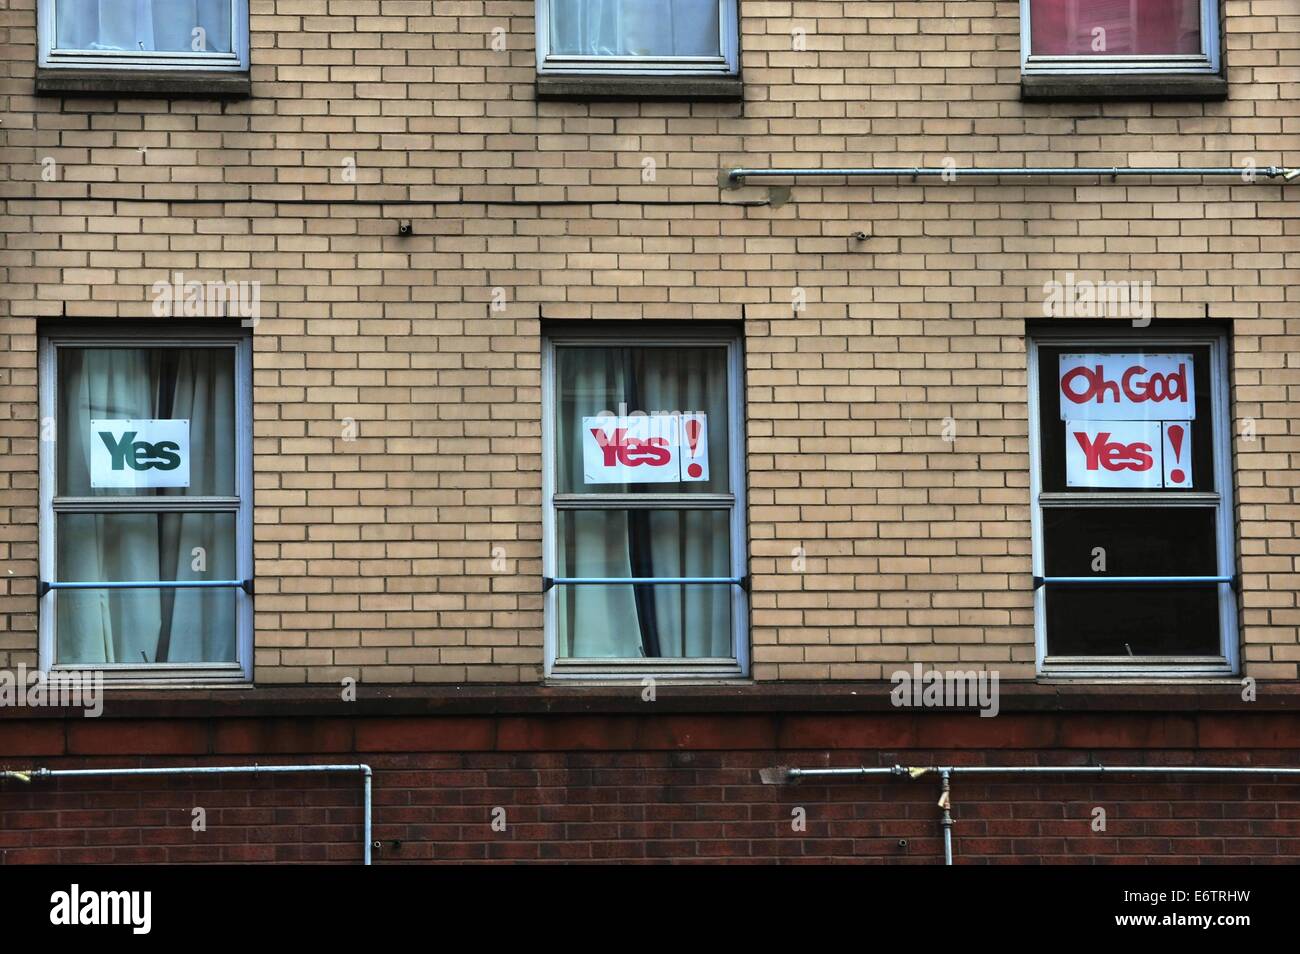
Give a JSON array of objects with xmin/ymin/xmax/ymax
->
[{"xmin": 1, "ymin": 2, "xmax": 1297, "ymax": 683}]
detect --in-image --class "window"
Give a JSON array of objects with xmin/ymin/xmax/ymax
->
[
  {"xmin": 39, "ymin": 328, "xmax": 253, "ymax": 682},
  {"xmin": 39, "ymin": 0, "xmax": 250, "ymax": 71},
  {"xmin": 1021, "ymin": 0, "xmax": 1219, "ymax": 74},
  {"xmin": 1028, "ymin": 327, "xmax": 1238, "ymax": 677},
  {"xmin": 542, "ymin": 328, "xmax": 748, "ymax": 679},
  {"xmin": 536, "ymin": 0, "xmax": 739, "ymax": 75}
]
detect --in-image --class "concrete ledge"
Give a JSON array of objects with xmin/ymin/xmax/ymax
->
[
  {"xmin": 1021, "ymin": 73, "xmax": 1228, "ymax": 102},
  {"xmin": 536, "ymin": 73, "xmax": 743, "ymax": 102},
  {"xmin": 2, "ymin": 680, "xmax": 1296, "ymax": 721},
  {"xmin": 36, "ymin": 68, "xmax": 251, "ymax": 99}
]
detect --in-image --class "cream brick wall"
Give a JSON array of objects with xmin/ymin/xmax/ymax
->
[{"xmin": 1, "ymin": 2, "xmax": 1297, "ymax": 682}]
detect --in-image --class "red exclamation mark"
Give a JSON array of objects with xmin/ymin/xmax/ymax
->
[
  {"xmin": 1167, "ymin": 424, "xmax": 1186, "ymax": 485},
  {"xmin": 684, "ymin": 419, "xmax": 703, "ymax": 479}
]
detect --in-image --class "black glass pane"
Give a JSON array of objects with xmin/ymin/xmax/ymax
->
[
  {"xmin": 1043, "ymin": 507, "xmax": 1218, "ymax": 577},
  {"xmin": 1046, "ymin": 585, "xmax": 1221, "ymax": 656}
]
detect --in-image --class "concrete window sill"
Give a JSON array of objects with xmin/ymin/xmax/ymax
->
[
  {"xmin": 536, "ymin": 73, "xmax": 743, "ymax": 102},
  {"xmin": 1021, "ymin": 73, "xmax": 1228, "ymax": 102},
  {"xmin": 36, "ymin": 68, "xmax": 251, "ymax": 99}
]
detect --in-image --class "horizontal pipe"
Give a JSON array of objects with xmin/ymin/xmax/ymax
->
[
  {"xmin": 20, "ymin": 764, "xmax": 370, "ymax": 778},
  {"xmin": 1, "ymin": 763, "xmax": 373, "ymax": 865},
  {"xmin": 789, "ymin": 766, "xmax": 905, "ymax": 778},
  {"xmin": 1038, "ymin": 575, "xmax": 1231, "ymax": 585},
  {"xmin": 549, "ymin": 577, "xmax": 742, "ymax": 585},
  {"xmin": 786, "ymin": 764, "xmax": 1300, "ymax": 779},
  {"xmin": 725, "ymin": 165, "xmax": 1300, "ymax": 184},
  {"xmin": 45, "ymin": 580, "xmax": 245, "ymax": 590}
]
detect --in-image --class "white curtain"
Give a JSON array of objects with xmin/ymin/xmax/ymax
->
[
  {"xmin": 549, "ymin": 0, "xmax": 721, "ymax": 58},
  {"xmin": 555, "ymin": 346, "xmax": 731, "ymax": 659},
  {"xmin": 55, "ymin": 348, "xmax": 237, "ymax": 665},
  {"xmin": 56, "ymin": 0, "xmax": 233, "ymax": 54}
]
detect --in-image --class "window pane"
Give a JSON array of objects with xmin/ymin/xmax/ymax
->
[
  {"xmin": 1037, "ymin": 345, "xmax": 1214, "ymax": 494},
  {"xmin": 1043, "ymin": 506, "xmax": 1218, "ymax": 577},
  {"xmin": 550, "ymin": 0, "xmax": 721, "ymax": 58},
  {"xmin": 56, "ymin": 512, "xmax": 238, "ymax": 665},
  {"xmin": 555, "ymin": 345, "xmax": 729, "ymax": 495},
  {"xmin": 1030, "ymin": 0, "xmax": 1202, "ymax": 57},
  {"xmin": 556, "ymin": 509, "xmax": 732, "ymax": 659},
  {"xmin": 58, "ymin": 347, "xmax": 236, "ymax": 497},
  {"xmin": 1046, "ymin": 586, "xmax": 1220, "ymax": 656},
  {"xmin": 1043, "ymin": 507, "xmax": 1220, "ymax": 656},
  {"xmin": 56, "ymin": 0, "xmax": 234, "ymax": 54}
]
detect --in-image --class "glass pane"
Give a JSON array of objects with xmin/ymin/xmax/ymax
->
[
  {"xmin": 56, "ymin": 0, "xmax": 234, "ymax": 54},
  {"xmin": 550, "ymin": 0, "xmax": 721, "ymax": 58},
  {"xmin": 1046, "ymin": 586, "xmax": 1220, "ymax": 656},
  {"xmin": 556, "ymin": 509, "xmax": 732, "ymax": 659},
  {"xmin": 58, "ymin": 347, "xmax": 236, "ymax": 497},
  {"xmin": 1043, "ymin": 507, "xmax": 1218, "ymax": 576},
  {"xmin": 555, "ymin": 344, "xmax": 729, "ymax": 495},
  {"xmin": 1030, "ymin": 0, "xmax": 1202, "ymax": 57},
  {"xmin": 1043, "ymin": 506, "xmax": 1222, "ymax": 657},
  {"xmin": 56, "ymin": 512, "xmax": 237, "ymax": 665},
  {"xmin": 1037, "ymin": 345, "xmax": 1214, "ymax": 494}
]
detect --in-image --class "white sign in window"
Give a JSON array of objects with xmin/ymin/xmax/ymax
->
[
  {"xmin": 90, "ymin": 419, "xmax": 191, "ymax": 489},
  {"xmin": 1064, "ymin": 419, "xmax": 1192, "ymax": 489},
  {"xmin": 1059, "ymin": 353, "xmax": 1195, "ymax": 489},
  {"xmin": 581, "ymin": 413, "xmax": 709, "ymax": 484},
  {"xmin": 1058, "ymin": 353, "xmax": 1195, "ymax": 420}
]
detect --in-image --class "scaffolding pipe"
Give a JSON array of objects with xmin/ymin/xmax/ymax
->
[
  {"xmin": 723, "ymin": 165, "xmax": 1300, "ymax": 186},
  {"xmin": 1, "ymin": 763, "xmax": 374, "ymax": 865},
  {"xmin": 770, "ymin": 763, "xmax": 1300, "ymax": 865}
]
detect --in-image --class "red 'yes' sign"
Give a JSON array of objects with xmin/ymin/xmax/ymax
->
[{"xmin": 582, "ymin": 414, "xmax": 709, "ymax": 484}]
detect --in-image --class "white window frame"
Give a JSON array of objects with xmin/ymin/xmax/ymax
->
[
  {"xmin": 542, "ymin": 327, "xmax": 749, "ymax": 681},
  {"xmin": 38, "ymin": 0, "xmax": 250, "ymax": 72},
  {"xmin": 38, "ymin": 327, "xmax": 254, "ymax": 685},
  {"xmin": 1028, "ymin": 327, "xmax": 1238, "ymax": 679},
  {"xmin": 536, "ymin": 0, "xmax": 739, "ymax": 75},
  {"xmin": 1020, "ymin": 0, "xmax": 1220, "ymax": 75}
]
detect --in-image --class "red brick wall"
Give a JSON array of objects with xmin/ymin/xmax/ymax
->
[{"xmin": 4, "ymin": 710, "xmax": 1299, "ymax": 864}]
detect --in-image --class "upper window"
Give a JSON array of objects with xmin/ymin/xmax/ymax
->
[
  {"xmin": 39, "ymin": 0, "xmax": 250, "ymax": 71},
  {"xmin": 1021, "ymin": 0, "xmax": 1220, "ymax": 74},
  {"xmin": 542, "ymin": 328, "xmax": 748, "ymax": 679},
  {"xmin": 536, "ymin": 0, "xmax": 739, "ymax": 75},
  {"xmin": 1028, "ymin": 327, "xmax": 1237, "ymax": 678},
  {"xmin": 39, "ymin": 328, "xmax": 253, "ymax": 682}
]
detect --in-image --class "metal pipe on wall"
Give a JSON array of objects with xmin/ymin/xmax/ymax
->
[
  {"xmin": 722, "ymin": 165, "xmax": 1300, "ymax": 186},
  {"xmin": 1, "ymin": 763, "xmax": 374, "ymax": 865}
]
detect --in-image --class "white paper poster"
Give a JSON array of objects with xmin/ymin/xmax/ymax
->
[
  {"xmin": 582, "ymin": 413, "xmax": 709, "ymax": 484},
  {"xmin": 1065, "ymin": 419, "xmax": 1192, "ymax": 489},
  {"xmin": 1161, "ymin": 420, "xmax": 1192, "ymax": 488},
  {"xmin": 90, "ymin": 419, "xmax": 191, "ymax": 489},
  {"xmin": 1058, "ymin": 353, "xmax": 1195, "ymax": 421}
]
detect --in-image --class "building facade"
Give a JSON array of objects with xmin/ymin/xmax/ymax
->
[{"xmin": 1, "ymin": 1, "xmax": 1298, "ymax": 863}]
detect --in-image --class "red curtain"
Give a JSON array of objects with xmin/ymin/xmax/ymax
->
[{"xmin": 1030, "ymin": 0, "xmax": 1202, "ymax": 56}]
